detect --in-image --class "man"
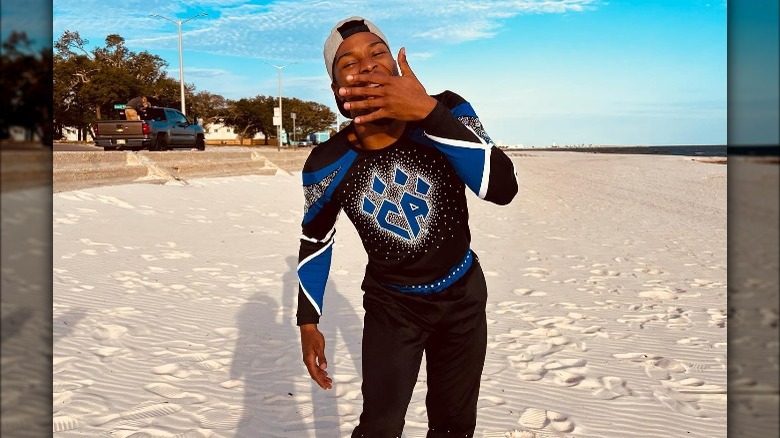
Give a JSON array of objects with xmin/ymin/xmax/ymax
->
[
  {"xmin": 296, "ymin": 16, "xmax": 518, "ymax": 437},
  {"xmin": 125, "ymin": 95, "xmax": 149, "ymax": 121}
]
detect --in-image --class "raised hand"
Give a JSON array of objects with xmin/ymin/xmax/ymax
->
[{"xmin": 338, "ymin": 47, "xmax": 437, "ymax": 124}]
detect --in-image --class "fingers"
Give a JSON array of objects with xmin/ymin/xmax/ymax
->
[
  {"xmin": 338, "ymin": 85, "xmax": 385, "ymax": 99},
  {"xmin": 397, "ymin": 47, "xmax": 417, "ymax": 80},
  {"xmin": 343, "ymin": 97, "xmax": 384, "ymax": 111},
  {"xmin": 304, "ymin": 353, "xmax": 332, "ymax": 389},
  {"xmin": 354, "ymin": 109, "xmax": 388, "ymax": 124},
  {"xmin": 344, "ymin": 73, "xmax": 391, "ymax": 86},
  {"xmin": 300, "ymin": 327, "xmax": 332, "ymax": 390}
]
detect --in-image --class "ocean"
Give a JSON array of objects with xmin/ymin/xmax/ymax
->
[
  {"xmin": 507, "ymin": 145, "xmax": 728, "ymax": 157},
  {"xmin": 507, "ymin": 145, "xmax": 780, "ymax": 158}
]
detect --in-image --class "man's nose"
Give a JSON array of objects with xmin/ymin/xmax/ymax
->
[{"xmin": 358, "ymin": 57, "xmax": 377, "ymax": 74}]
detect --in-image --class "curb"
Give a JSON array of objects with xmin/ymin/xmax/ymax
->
[{"xmin": 49, "ymin": 150, "xmax": 309, "ymax": 193}]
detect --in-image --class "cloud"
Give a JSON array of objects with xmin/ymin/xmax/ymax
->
[
  {"xmin": 182, "ymin": 67, "xmax": 230, "ymax": 78},
  {"xmin": 54, "ymin": 0, "xmax": 599, "ymax": 61}
]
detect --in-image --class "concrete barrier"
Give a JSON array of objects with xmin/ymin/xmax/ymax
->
[
  {"xmin": 1, "ymin": 151, "xmax": 51, "ymax": 192},
  {"xmin": 51, "ymin": 149, "xmax": 310, "ymax": 193}
]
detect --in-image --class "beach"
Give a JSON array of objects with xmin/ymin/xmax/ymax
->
[{"xmin": 46, "ymin": 151, "xmax": 730, "ymax": 437}]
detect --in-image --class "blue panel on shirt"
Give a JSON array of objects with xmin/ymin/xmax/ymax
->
[
  {"xmin": 428, "ymin": 143, "xmax": 485, "ymax": 195},
  {"xmin": 302, "ymin": 149, "xmax": 358, "ymax": 224},
  {"xmin": 297, "ymin": 244, "xmax": 334, "ymax": 313}
]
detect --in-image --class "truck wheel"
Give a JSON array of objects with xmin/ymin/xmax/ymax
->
[
  {"xmin": 196, "ymin": 135, "xmax": 205, "ymax": 151},
  {"xmin": 155, "ymin": 133, "xmax": 169, "ymax": 151},
  {"xmin": 103, "ymin": 146, "xmax": 118, "ymax": 151}
]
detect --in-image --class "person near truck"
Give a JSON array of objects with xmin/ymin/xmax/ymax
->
[
  {"xmin": 295, "ymin": 16, "xmax": 518, "ymax": 437},
  {"xmin": 125, "ymin": 96, "xmax": 150, "ymax": 121}
]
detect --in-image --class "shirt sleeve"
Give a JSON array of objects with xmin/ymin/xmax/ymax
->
[
  {"xmin": 416, "ymin": 91, "xmax": 518, "ymax": 205},
  {"xmin": 295, "ymin": 148, "xmax": 357, "ymax": 325}
]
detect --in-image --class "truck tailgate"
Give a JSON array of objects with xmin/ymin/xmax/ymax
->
[{"xmin": 95, "ymin": 121, "xmax": 145, "ymax": 136}]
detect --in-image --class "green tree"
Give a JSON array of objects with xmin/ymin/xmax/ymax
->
[
  {"xmin": 281, "ymin": 97, "xmax": 336, "ymax": 144},
  {"xmin": 53, "ymin": 30, "xmax": 186, "ymax": 137},
  {"xmin": 1, "ymin": 31, "xmax": 52, "ymax": 144},
  {"xmin": 189, "ymin": 90, "xmax": 229, "ymax": 126},
  {"xmin": 223, "ymin": 96, "xmax": 272, "ymax": 145}
]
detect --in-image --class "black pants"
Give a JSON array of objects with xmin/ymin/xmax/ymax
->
[{"xmin": 352, "ymin": 260, "xmax": 488, "ymax": 438}]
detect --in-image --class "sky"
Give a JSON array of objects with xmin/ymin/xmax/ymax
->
[{"xmin": 46, "ymin": 0, "xmax": 727, "ymax": 146}]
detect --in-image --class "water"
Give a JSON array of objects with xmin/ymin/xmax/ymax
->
[{"xmin": 509, "ymin": 145, "xmax": 728, "ymax": 157}]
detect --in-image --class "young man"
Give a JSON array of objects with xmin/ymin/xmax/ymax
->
[{"xmin": 296, "ymin": 16, "xmax": 518, "ymax": 437}]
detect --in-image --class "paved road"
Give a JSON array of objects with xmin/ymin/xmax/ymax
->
[
  {"xmin": 53, "ymin": 142, "xmax": 102, "ymax": 152},
  {"xmin": 52, "ymin": 142, "xmax": 310, "ymax": 153}
]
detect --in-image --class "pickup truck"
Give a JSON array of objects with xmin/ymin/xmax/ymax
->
[{"xmin": 93, "ymin": 106, "xmax": 205, "ymax": 151}]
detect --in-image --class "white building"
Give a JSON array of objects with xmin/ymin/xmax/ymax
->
[{"xmin": 203, "ymin": 123, "xmax": 267, "ymax": 141}]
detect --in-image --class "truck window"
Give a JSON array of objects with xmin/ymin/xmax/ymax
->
[{"xmin": 143, "ymin": 108, "xmax": 167, "ymax": 122}]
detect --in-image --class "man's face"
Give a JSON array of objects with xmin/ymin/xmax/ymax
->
[{"xmin": 331, "ymin": 32, "xmax": 398, "ymax": 119}]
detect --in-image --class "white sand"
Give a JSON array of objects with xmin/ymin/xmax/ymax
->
[{"xmin": 52, "ymin": 152, "xmax": 728, "ymax": 437}]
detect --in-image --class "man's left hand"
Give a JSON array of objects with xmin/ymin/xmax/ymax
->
[{"xmin": 338, "ymin": 47, "xmax": 437, "ymax": 124}]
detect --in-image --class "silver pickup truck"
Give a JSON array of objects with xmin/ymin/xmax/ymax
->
[{"xmin": 93, "ymin": 107, "xmax": 205, "ymax": 151}]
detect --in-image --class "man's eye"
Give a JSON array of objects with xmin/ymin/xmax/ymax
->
[
  {"xmin": 371, "ymin": 51, "xmax": 386, "ymax": 57},
  {"xmin": 342, "ymin": 61, "xmax": 357, "ymax": 69}
]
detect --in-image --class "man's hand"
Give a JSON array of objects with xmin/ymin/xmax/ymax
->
[
  {"xmin": 338, "ymin": 47, "xmax": 437, "ymax": 124},
  {"xmin": 300, "ymin": 324, "xmax": 332, "ymax": 389}
]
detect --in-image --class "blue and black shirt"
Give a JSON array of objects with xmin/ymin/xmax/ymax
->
[{"xmin": 296, "ymin": 91, "xmax": 518, "ymax": 325}]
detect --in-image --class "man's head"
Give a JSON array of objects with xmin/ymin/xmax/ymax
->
[{"xmin": 324, "ymin": 17, "xmax": 397, "ymax": 119}]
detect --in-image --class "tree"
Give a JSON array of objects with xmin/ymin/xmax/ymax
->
[
  {"xmin": 53, "ymin": 30, "xmax": 181, "ymax": 137},
  {"xmin": 189, "ymin": 90, "xmax": 229, "ymax": 126},
  {"xmin": 222, "ymin": 96, "xmax": 272, "ymax": 145},
  {"xmin": 281, "ymin": 97, "xmax": 336, "ymax": 143},
  {"xmin": 1, "ymin": 31, "xmax": 52, "ymax": 145}
]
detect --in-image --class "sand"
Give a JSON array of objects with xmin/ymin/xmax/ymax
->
[{"xmin": 49, "ymin": 151, "xmax": 730, "ymax": 437}]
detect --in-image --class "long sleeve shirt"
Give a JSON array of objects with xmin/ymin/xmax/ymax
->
[{"xmin": 296, "ymin": 90, "xmax": 518, "ymax": 325}]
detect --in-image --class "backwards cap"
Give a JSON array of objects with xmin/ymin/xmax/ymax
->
[{"xmin": 323, "ymin": 16, "xmax": 389, "ymax": 83}]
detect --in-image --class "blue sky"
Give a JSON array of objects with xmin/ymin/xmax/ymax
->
[{"xmin": 48, "ymin": 0, "xmax": 726, "ymax": 146}]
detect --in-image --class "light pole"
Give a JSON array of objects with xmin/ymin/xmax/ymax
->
[
  {"xmin": 261, "ymin": 60, "xmax": 297, "ymax": 150},
  {"xmin": 150, "ymin": 12, "xmax": 207, "ymax": 115}
]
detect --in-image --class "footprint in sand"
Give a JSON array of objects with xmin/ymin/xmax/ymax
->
[
  {"xmin": 90, "ymin": 324, "xmax": 128, "ymax": 341},
  {"xmin": 707, "ymin": 308, "xmax": 727, "ymax": 328},
  {"xmin": 86, "ymin": 401, "xmax": 183, "ymax": 426},
  {"xmin": 616, "ymin": 314, "xmax": 660, "ymax": 329},
  {"xmin": 512, "ymin": 288, "xmax": 548, "ymax": 297},
  {"xmin": 634, "ymin": 266, "xmax": 665, "ymax": 275},
  {"xmin": 591, "ymin": 376, "xmax": 633, "ymax": 400},
  {"xmin": 637, "ymin": 288, "xmax": 679, "ymax": 301},
  {"xmin": 89, "ymin": 346, "xmax": 129, "ymax": 361},
  {"xmin": 522, "ymin": 267, "xmax": 551, "ymax": 279},
  {"xmin": 152, "ymin": 363, "xmax": 194, "ymax": 379},
  {"xmin": 645, "ymin": 357, "xmax": 689, "ymax": 379},
  {"xmin": 652, "ymin": 388, "xmax": 708, "ymax": 418},
  {"xmin": 552, "ymin": 370, "xmax": 586, "ymax": 387},
  {"xmin": 53, "ymin": 415, "xmax": 84, "ymax": 432},
  {"xmin": 195, "ymin": 404, "xmax": 243, "ymax": 429},
  {"xmin": 518, "ymin": 408, "xmax": 576, "ymax": 434},
  {"xmin": 516, "ymin": 363, "xmax": 547, "ymax": 381},
  {"xmin": 543, "ymin": 358, "xmax": 586, "ymax": 370},
  {"xmin": 677, "ymin": 337, "xmax": 712, "ymax": 348}
]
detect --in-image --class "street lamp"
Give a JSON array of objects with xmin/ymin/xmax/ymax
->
[
  {"xmin": 261, "ymin": 60, "xmax": 297, "ymax": 150},
  {"xmin": 150, "ymin": 12, "xmax": 207, "ymax": 115}
]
